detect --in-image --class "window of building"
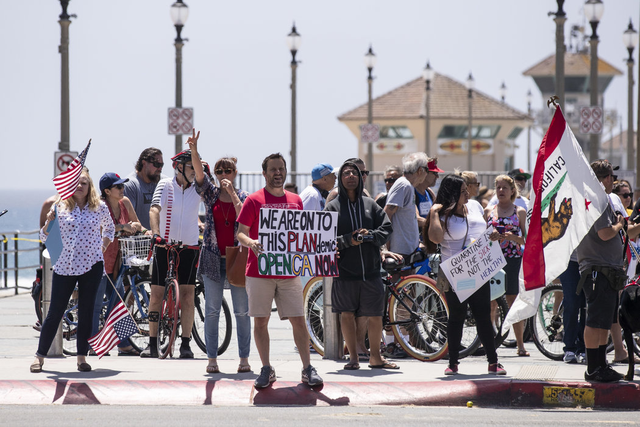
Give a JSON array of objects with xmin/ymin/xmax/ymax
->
[
  {"xmin": 380, "ymin": 126, "xmax": 414, "ymax": 139},
  {"xmin": 507, "ymin": 127, "xmax": 523, "ymax": 139},
  {"xmin": 438, "ymin": 125, "xmax": 501, "ymax": 139}
]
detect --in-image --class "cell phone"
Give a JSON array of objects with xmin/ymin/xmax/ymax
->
[{"xmin": 495, "ymin": 225, "xmax": 505, "ymax": 234}]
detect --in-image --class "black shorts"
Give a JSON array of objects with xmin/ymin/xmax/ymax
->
[
  {"xmin": 331, "ymin": 276, "xmax": 385, "ymax": 317},
  {"xmin": 583, "ymin": 270, "xmax": 619, "ymax": 329},
  {"xmin": 504, "ymin": 256, "xmax": 522, "ymax": 296},
  {"xmin": 151, "ymin": 246, "xmax": 199, "ymax": 287}
]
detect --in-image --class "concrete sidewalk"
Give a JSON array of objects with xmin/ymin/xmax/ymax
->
[{"xmin": 1, "ymin": 291, "xmax": 639, "ymax": 409}]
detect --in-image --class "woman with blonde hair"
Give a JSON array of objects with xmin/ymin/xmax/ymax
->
[
  {"xmin": 32, "ymin": 167, "xmax": 115, "ymax": 373},
  {"xmin": 485, "ymin": 174, "xmax": 528, "ymax": 356}
]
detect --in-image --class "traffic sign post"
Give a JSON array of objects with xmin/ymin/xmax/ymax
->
[
  {"xmin": 168, "ymin": 107, "xmax": 194, "ymax": 135},
  {"xmin": 54, "ymin": 151, "xmax": 78, "ymax": 178},
  {"xmin": 579, "ymin": 106, "xmax": 603, "ymax": 135}
]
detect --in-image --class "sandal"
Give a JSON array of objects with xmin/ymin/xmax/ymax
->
[
  {"xmin": 30, "ymin": 360, "xmax": 43, "ymax": 373},
  {"xmin": 237, "ymin": 364, "xmax": 252, "ymax": 373},
  {"xmin": 206, "ymin": 365, "xmax": 220, "ymax": 374},
  {"xmin": 344, "ymin": 362, "xmax": 360, "ymax": 370},
  {"xmin": 118, "ymin": 347, "xmax": 140, "ymax": 356},
  {"xmin": 368, "ymin": 361, "xmax": 400, "ymax": 370},
  {"xmin": 517, "ymin": 350, "xmax": 530, "ymax": 357}
]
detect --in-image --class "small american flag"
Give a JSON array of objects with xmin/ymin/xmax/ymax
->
[
  {"xmin": 88, "ymin": 300, "xmax": 138, "ymax": 359},
  {"xmin": 52, "ymin": 140, "xmax": 92, "ymax": 200}
]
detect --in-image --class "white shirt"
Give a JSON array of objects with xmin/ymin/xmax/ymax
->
[
  {"xmin": 152, "ymin": 177, "xmax": 202, "ymax": 246},
  {"xmin": 440, "ymin": 207, "xmax": 487, "ymax": 261},
  {"xmin": 40, "ymin": 202, "xmax": 115, "ymax": 276},
  {"xmin": 300, "ymin": 185, "xmax": 324, "ymax": 211}
]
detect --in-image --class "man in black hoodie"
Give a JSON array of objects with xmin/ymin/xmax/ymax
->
[{"xmin": 324, "ymin": 161, "xmax": 397, "ymax": 370}]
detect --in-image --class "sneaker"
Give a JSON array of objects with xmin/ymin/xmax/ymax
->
[
  {"xmin": 140, "ymin": 345, "xmax": 158, "ymax": 358},
  {"xmin": 254, "ymin": 365, "xmax": 276, "ymax": 389},
  {"xmin": 393, "ymin": 343, "xmax": 407, "ymax": 359},
  {"xmin": 444, "ymin": 365, "xmax": 458, "ymax": 375},
  {"xmin": 584, "ymin": 366, "xmax": 623, "ymax": 383},
  {"xmin": 381, "ymin": 343, "xmax": 395, "ymax": 358},
  {"xmin": 576, "ymin": 353, "xmax": 587, "ymax": 365},
  {"xmin": 179, "ymin": 344, "xmax": 194, "ymax": 359},
  {"xmin": 563, "ymin": 351, "xmax": 578, "ymax": 364},
  {"xmin": 488, "ymin": 363, "xmax": 507, "ymax": 375},
  {"xmin": 301, "ymin": 365, "xmax": 324, "ymax": 387}
]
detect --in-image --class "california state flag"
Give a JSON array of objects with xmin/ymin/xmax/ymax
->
[{"xmin": 523, "ymin": 106, "xmax": 609, "ymax": 290}]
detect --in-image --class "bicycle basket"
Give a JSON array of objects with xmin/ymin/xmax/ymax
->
[{"xmin": 119, "ymin": 235, "xmax": 152, "ymax": 267}]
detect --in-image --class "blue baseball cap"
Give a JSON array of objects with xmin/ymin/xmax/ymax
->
[
  {"xmin": 99, "ymin": 172, "xmax": 129, "ymax": 192},
  {"xmin": 311, "ymin": 163, "xmax": 334, "ymax": 181}
]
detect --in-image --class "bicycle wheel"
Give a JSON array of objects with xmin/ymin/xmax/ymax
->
[
  {"xmin": 158, "ymin": 279, "xmax": 180, "ymax": 359},
  {"xmin": 192, "ymin": 285, "xmax": 232, "ymax": 356},
  {"xmin": 531, "ymin": 283, "xmax": 565, "ymax": 360},
  {"xmin": 388, "ymin": 275, "xmax": 449, "ymax": 361},
  {"xmin": 303, "ymin": 277, "xmax": 325, "ymax": 356},
  {"xmin": 124, "ymin": 280, "xmax": 152, "ymax": 353},
  {"xmin": 62, "ymin": 298, "xmax": 78, "ymax": 356},
  {"xmin": 458, "ymin": 307, "xmax": 481, "ymax": 359}
]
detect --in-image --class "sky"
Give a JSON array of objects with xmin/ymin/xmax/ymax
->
[{"xmin": 1, "ymin": 0, "xmax": 638, "ymax": 191}]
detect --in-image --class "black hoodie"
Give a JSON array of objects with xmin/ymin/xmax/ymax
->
[{"xmin": 324, "ymin": 162, "xmax": 392, "ymax": 280}]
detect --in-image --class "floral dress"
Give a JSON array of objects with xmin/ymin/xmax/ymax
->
[{"xmin": 487, "ymin": 205, "xmax": 523, "ymax": 258}]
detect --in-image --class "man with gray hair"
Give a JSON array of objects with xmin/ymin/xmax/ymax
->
[{"xmin": 375, "ymin": 165, "xmax": 403, "ymax": 209}]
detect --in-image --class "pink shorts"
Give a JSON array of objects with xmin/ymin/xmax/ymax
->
[{"xmin": 245, "ymin": 276, "xmax": 303, "ymax": 319}]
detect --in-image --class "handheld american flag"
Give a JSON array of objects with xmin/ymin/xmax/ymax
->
[
  {"xmin": 88, "ymin": 300, "xmax": 138, "ymax": 359},
  {"xmin": 52, "ymin": 140, "xmax": 92, "ymax": 200}
]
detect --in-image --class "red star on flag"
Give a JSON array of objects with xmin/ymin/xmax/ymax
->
[{"xmin": 585, "ymin": 199, "xmax": 592, "ymax": 211}]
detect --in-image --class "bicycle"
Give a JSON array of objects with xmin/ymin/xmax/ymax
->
[{"xmin": 303, "ymin": 250, "xmax": 449, "ymax": 361}]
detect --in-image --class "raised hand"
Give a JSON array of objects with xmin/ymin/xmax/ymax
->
[{"xmin": 186, "ymin": 128, "xmax": 201, "ymax": 152}]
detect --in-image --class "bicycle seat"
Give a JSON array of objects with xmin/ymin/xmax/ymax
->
[
  {"xmin": 382, "ymin": 257, "xmax": 405, "ymax": 273},
  {"xmin": 382, "ymin": 250, "xmax": 427, "ymax": 273}
]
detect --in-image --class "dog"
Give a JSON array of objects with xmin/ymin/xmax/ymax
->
[{"xmin": 619, "ymin": 282, "xmax": 640, "ymax": 380}]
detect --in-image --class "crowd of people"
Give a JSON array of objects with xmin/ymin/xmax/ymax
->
[{"xmin": 31, "ymin": 129, "xmax": 638, "ymax": 385}]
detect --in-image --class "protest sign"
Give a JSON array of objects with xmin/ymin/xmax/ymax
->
[
  {"xmin": 257, "ymin": 208, "xmax": 338, "ymax": 277},
  {"xmin": 440, "ymin": 227, "xmax": 507, "ymax": 302}
]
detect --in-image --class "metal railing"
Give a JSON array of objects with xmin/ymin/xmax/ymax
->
[{"xmin": 0, "ymin": 230, "xmax": 41, "ymax": 294}]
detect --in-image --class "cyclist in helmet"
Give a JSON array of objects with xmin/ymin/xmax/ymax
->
[{"xmin": 142, "ymin": 141, "xmax": 203, "ymax": 359}]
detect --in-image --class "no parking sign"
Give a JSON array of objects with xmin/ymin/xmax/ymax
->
[
  {"xmin": 54, "ymin": 151, "xmax": 78, "ymax": 178},
  {"xmin": 168, "ymin": 107, "xmax": 194, "ymax": 135},
  {"xmin": 579, "ymin": 106, "xmax": 603, "ymax": 135}
]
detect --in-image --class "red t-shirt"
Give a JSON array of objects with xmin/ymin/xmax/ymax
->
[
  {"xmin": 236, "ymin": 189, "xmax": 303, "ymax": 278},
  {"xmin": 213, "ymin": 199, "xmax": 235, "ymax": 256}
]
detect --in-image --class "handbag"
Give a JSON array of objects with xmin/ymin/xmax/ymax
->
[{"xmin": 225, "ymin": 246, "xmax": 248, "ymax": 287}]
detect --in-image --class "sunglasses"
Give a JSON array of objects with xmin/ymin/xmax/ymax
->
[
  {"xmin": 215, "ymin": 168, "xmax": 235, "ymax": 175},
  {"xmin": 109, "ymin": 184, "xmax": 124, "ymax": 190},
  {"xmin": 148, "ymin": 160, "xmax": 164, "ymax": 168},
  {"xmin": 360, "ymin": 170, "xmax": 370, "ymax": 177},
  {"xmin": 384, "ymin": 178, "xmax": 397, "ymax": 184},
  {"xmin": 620, "ymin": 193, "xmax": 633, "ymax": 199}
]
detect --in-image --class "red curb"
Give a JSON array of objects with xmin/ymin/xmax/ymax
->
[{"xmin": 1, "ymin": 379, "xmax": 639, "ymax": 408}]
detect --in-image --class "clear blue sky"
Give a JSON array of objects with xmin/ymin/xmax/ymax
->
[{"xmin": 1, "ymin": 0, "xmax": 637, "ymax": 190}]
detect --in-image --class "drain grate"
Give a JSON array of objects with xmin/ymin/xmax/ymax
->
[{"xmin": 514, "ymin": 364, "xmax": 559, "ymax": 381}]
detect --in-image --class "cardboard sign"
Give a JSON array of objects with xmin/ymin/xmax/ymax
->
[
  {"xmin": 257, "ymin": 208, "xmax": 338, "ymax": 277},
  {"xmin": 440, "ymin": 228, "xmax": 507, "ymax": 302}
]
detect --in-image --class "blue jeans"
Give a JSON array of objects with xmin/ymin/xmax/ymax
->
[
  {"xmin": 559, "ymin": 261, "xmax": 586, "ymax": 354},
  {"xmin": 202, "ymin": 263, "xmax": 251, "ymax": 359},
  {"xmin": 37, "ymin": 262, "xmax": 103, "ymax": 357},
  {"xmin": 92, "ymin": 271, "xmax": 131, "ymax": 348}
]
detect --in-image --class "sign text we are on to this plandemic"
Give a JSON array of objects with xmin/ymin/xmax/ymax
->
[{"xmin": 257, "ymin": 208, "xmax": 339, "ymax": 277}]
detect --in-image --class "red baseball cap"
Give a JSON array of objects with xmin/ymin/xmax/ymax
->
[{"xmin": 427, "ymin": 160, "xmax": 444, "ymax": 173}]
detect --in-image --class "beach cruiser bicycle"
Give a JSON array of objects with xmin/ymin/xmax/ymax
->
[{"xmin": 304, "ymin": 250, "xmax": 450, "ymax": 361}]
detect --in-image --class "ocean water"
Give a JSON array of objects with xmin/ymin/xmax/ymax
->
[{"xmin": 0, "ymin": 189, "xmax": 54, "ymax": 292}]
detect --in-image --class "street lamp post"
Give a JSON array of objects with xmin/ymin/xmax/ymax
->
[
  {"xmin": 499, "ymin": 81, "xmax": 507, "ymax": 103},
  {"xmin": 526, "ymin": 89, "xmax": 533, "ymax": 172},
  {"xmin": 287, "ymin": 23, "xmax": 301, "ymax": 181},
  {"xmin": 170, "ymin": 0, "xmax": 189, "ymax": 155},
  {"xmin": 364, "ymin": 45, "xmax": 377, "ymax": 184},
  {"xmin": 584, "ymin": 0, "xmax": 604, "ymax": 161},
  {"xmin": 551, "ymin": 0, "xmax": 566, "ymax": 111},
  {"xmin": 423, "ymin": 61, "xmax": 434, "ymax": 155},
  {"xmin": 623, "ymin": 20, "xmax": 637, "ymax": 171},
  {"xmin": 466, "ymin": 73, "xmax": 474, "ymax": 170},
  {"xmin": 58, "ymin": 0, "xmax": 75, "ymax": 152}
]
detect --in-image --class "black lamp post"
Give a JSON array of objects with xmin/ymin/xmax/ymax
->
[
  {"xmin": 58, "ymin": 0, "xmax": 76, "ymax": 152},
  {"xmin": 550, "ymin": 0, "xmax": 566, "ymax": 111},
  {"xmin": 286, "ymin": 23, "xmax": 301, "ymax": 181},
  {"xmin": 364, "ymin": 45, "xmax": 377, "ymax": 183},
  {"xmin": 499, "ymin": 81, "xmax": 507, "ymax": 103},
  {"xmin": 584, "ymin": 0, "xmax": 604, "ymax": 161},
  {"xmin": 170, "ymin": 0, "xmax": 189, "ymax": 155},
  {"xmin": 623, "ymin": 19, "xmax": 637, "ymax": 171},
  {"xmin": 423, "ymin": 61, "xmax": 434, "ymax": 155},
  {"xmin": 465, "ymin": 73, "xmax": 475, "ymax": 170}
]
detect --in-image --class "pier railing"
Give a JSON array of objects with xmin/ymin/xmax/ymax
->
[{"xmin": 0, "ymin": 230, "xmax": 41, "ymax": 295}]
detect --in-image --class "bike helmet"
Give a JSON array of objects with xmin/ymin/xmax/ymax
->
[{"xmin": 171, "ymin": 150, "xmax": 194, "ymax": 168}]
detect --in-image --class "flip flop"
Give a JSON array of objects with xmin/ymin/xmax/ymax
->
[
  {"xmin": 118, "ymin": 348, "xmax": 141, "ymax": 356},
  {"xmin": 237, "ymin": 364, "xmax": 252, "ymax": 373},
  {"xmin": 517, "ymin": 350, "xmax": 530, "ymax": 357},
  {"xmin": 344, "ymin": 362, "xmax": 360, "ymax": 370},
  {"xmin": 368, "ymin": 362, "xmax": 400, "ymax": 370},
  {"xmin": 206, "ymin": 365, "xmax": 220, "ymax": 374}
]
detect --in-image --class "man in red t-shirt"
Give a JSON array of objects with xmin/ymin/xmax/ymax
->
[{"xmin": 237, "ymin": 153, "xmax": 323, "ymax": 389}]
